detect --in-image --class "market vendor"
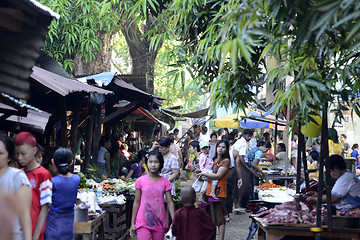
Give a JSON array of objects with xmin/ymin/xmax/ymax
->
[
  {"xmin": 275, "ymin": 143, "xmax": 288, "ymax": 169},
  {"xmin": 126, "ymin": 150, "xmax": 146, "ymax": 179},
  {"xmin": 249, "ymin": 140, "xmax": 271, "ymax": 179},
  {"xmin": 306, "ymin": 155, "xmax": 360, "ymax": 216}
]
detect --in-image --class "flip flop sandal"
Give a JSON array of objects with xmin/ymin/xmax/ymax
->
[
  {"xmin": 198, "ymin": 202, "xmax": 210, "ymax": 208},
  {"xmin": 208, "ymin": 197, "xmax": 220, "ymax": 202}
]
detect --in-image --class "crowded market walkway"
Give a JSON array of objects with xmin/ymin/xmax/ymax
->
[{"xmin": 127, "ymin": 179, "xmax": 256, "ymax": 240}]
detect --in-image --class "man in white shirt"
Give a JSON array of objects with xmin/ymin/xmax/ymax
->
[
  {"xmin": 198, "ymin": 126, "xmax": 210, "ymax": 143},
  {"xmin": 233, "ymin": 129, "xmax": 253, "ymax": 213}
]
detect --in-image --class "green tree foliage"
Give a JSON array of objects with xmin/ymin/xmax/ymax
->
[
  {"xmin": 263, "ymin": 0, "xmax": 360, "ymax": 126},
  {"xmin": 140, "ymin": 0, "xmax": 360, "ymax": 123},
  {"xmin": 40, "ymin": 0, "xmax": 120, "ymax": 72}
]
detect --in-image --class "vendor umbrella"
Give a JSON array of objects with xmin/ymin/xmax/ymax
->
[
  {"xmin": 214, "ymin": 111, "xmax": 286, "ymax": 129},
  {"xmin": 214, "ymin": 114, "xmax": 243, "ymax": 128}
]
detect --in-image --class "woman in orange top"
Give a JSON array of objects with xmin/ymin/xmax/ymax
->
[{"xmin": 198, "ymin": 140, "xmax": 230, "ymax": 240}]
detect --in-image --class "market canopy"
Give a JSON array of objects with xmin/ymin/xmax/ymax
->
[
  {"xmin": 161, "ymin": 107, "xmax": 210, "ymax": 118},
  {"xmin": 214, "ymin": 111, "xmax": 287, "ymax": 130},
  {"xmin": 31, "ymin": 66, "xmax": 113, "ymax": 96},
  {"xmin": 78, "ymin": 72, "xmax": 164, "ymax": 108}
]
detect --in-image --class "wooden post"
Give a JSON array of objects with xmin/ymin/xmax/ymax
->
[
  {"xmin": 59, "ymin": 96, "xmax": 68, "ymax": 147},
  {"xmin": 316, "ymin": 104, "xmax": 329, "ymax": 239},
  {"xmin": 323, "ymin": 103, "xmax": 332, "ymax": 228},
  {"xmin": 84, "ymin": 104, "xmax": 95, "ymax": 171},
  {"xmin": 92, "ymin": 104, "xmax": 102, "ymax": 164},
  {"xmin": 296, "ymin": 125, "xmax": 302, "ymax": 193},
  {"xmin": 104, "ymin": 95, "xmax": 115, "ymax": 137},
  {"xmin": 273, "ymin": 114, "xmax": 278, "ymax": 162},
  {"xmin": 70, "ymin": 94, "xmax": 82, "ymax": 154}
]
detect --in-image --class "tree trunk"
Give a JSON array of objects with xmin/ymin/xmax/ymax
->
[
  {"xmin": 120, "ymin": 16, "xmax": 163, "ymax": 94},
  {"xmin": 73, "ymin": 30, "xmax": 114, "ymax": 77}
]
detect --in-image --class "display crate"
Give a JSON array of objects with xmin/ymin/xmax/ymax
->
[{"xmin": 99, "ymin": 204, "xmax": 127, "ymax": 240}]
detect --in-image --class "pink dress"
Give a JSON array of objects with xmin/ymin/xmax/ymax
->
[{"xmin": 135, "ymin": 175, "xmax": 172, "ymax": 231}]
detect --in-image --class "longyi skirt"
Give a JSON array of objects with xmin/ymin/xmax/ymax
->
[{"xmin": 44, "ymin": 210, "xmax": 75, "ymax": 240}]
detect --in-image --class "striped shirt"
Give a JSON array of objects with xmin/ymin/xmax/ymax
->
[
  {"xmin": 26, "ymin": 166, "xmax": 52, "ymax": 240},
  {"xmin": 160, "ymin": 154, "xmax": 179, "ymax": 195}
]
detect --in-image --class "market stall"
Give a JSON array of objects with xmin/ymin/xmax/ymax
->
[
  {"xmin": 76, "ymin": 172, "xmax": 137, "ymax": 239},
  {"xmin": 253, "ymin": 216, "xmax": 359, "ymax": 240},
  {"xmin": 74, "ymin": 211, "xmax": 106, "ymax": 240}
]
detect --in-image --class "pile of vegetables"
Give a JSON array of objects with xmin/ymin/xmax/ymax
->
[
  {"xmin": 77, "ymin": 170, "xmax": 137, "ymax": 196},
  {"xmin": 78, "ymin": 172, "xmax": 89, "ymax": 189},
  {"xmin": 257, "ymin": 183, "xmax": 283, "ymax": 190}
]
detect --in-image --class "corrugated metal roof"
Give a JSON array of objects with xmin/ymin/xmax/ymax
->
[
  {"xmin": 30, "ymin": 66, "xmax": 113, "ymax": 96},
  {"xmin": 0, "ymin": 92, "xmax": 51, "ymax": 132},
  {"xmin": 26, "ymin": 0, "xmax": 60, "ymax": 19},
  {"xmin": 0, "ymin": 0, "xmax": 57, "ymax": 100}
]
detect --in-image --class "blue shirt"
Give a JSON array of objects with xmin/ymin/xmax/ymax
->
[
  {"xmin": 50, "ymin": 174, "xmax": 80, "ymax": 213},
  {"xmin": 351, "ymin": 149, "xmax": 360, "ymax": 168},
  {"xmin": 247, "ymin": 147, "xmax": 263, "ymax": 167}
]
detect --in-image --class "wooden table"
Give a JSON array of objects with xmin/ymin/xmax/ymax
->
[
  {"xmin": 74, "ymin": 211, "xmax": 106, "ymax": 240},
  {"xmin": 253, "ymin": 216, "xmax": 360, "ymax": 240}
]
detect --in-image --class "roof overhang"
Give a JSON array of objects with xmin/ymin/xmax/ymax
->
[
  {"xmin": 30, "ymin": 66, "xmax": 113, "ymax": 96},
  {"xmin": 0, "ymin": 93, "xmax": 51, "ymax": 132}
]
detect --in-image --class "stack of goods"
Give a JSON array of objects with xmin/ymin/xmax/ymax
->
[{"xmin": 255, "ymin": 201, "xmax": 316, "ymax": 224}]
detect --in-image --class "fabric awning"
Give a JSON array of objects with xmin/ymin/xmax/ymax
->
[
  {"xmin": 31, "ymin": 66, "xmax": 113, "ymax": 96},
  {"xmin": 78, "ymin": 72, "xmax": 164, "ymax": 106},
  {"xmin": 161, "ymin": 107, "xmax": 210, "ymax": 118},
  {"xmin": 214, "ymin": 111, "xmax": 287, "ymax": 129},
  {"xmin": 138, "ymin": 108, "xmax": 170, "ymax": 131}
]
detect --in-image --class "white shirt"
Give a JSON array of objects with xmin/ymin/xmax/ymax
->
[
  {"xmin": 293, "ymin": 139, "xmax": 298, "ymax": 158},
  {"xmin": 229, "ymin": 146, "xmax": 236, "ymax": 167},
  {"xmin": 198, "ymin": 133, "xmax": 210, "ymax": 143},
  {"xmin": 98, "ymin": 146, "xmax": 108, "ymax": 163},
  {"xmin": 209, "ymin": 142, "xmax": 217, "ymax": 159},
  {"xmin": 332, "ymin": 171, "xmax": 360, "ymax": 211},
  {"xmin": 233, "ymin": 137, "xmax": 249, "ymax": 162}
]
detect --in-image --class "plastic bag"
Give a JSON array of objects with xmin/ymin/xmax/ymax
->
[
  {"xmin": 192, "ymin": 179, "xmax": 202, "ymax": 193},
  {"xmin": 164, "ymin": 229, "xmax": 176, "ymax": 240}
]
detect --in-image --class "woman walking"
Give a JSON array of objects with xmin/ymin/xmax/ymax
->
[{"xmin": 198, "ymin": 140, "xmax": 231, "ymax": 240}]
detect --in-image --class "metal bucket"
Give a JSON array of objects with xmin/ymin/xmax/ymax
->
[{"xmin": 74, "ymin": 208, "xmax": 88, "ymax": 222}]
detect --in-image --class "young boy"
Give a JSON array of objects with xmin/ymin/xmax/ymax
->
[
  {"xmin": 198, "ymin": 142, "xmax": 218, "ymax": 202},
  {"xmin": 34, "ymin": 144, "xmax": 44, "ymax": 165},
  {"xmin": 15, "ymin": 132, "xmax": 52, "ymax": 240},
  {"xmin": 172, "ymin": 186, "xmax": 216, "ymax": 240}
]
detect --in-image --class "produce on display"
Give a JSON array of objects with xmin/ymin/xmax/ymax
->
[
  {"xmin": 262, "ymin": 194, "xmax": 274, "ymax": 197},
  {"xmin": 255, "ymin": 201, "xmax": 316, "ymax": 224},
  {"xmin": 257, "ymin": 183, "xmax": 283, "ymax": 190}
]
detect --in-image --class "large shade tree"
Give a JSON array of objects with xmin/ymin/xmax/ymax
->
[
  {"xmin": 40, "ymin": 0, "xmax": 168, "ymax": 93},
  {"xmin": 142, "ymin": 0, "xmax": 360, "ymax": 122}
]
